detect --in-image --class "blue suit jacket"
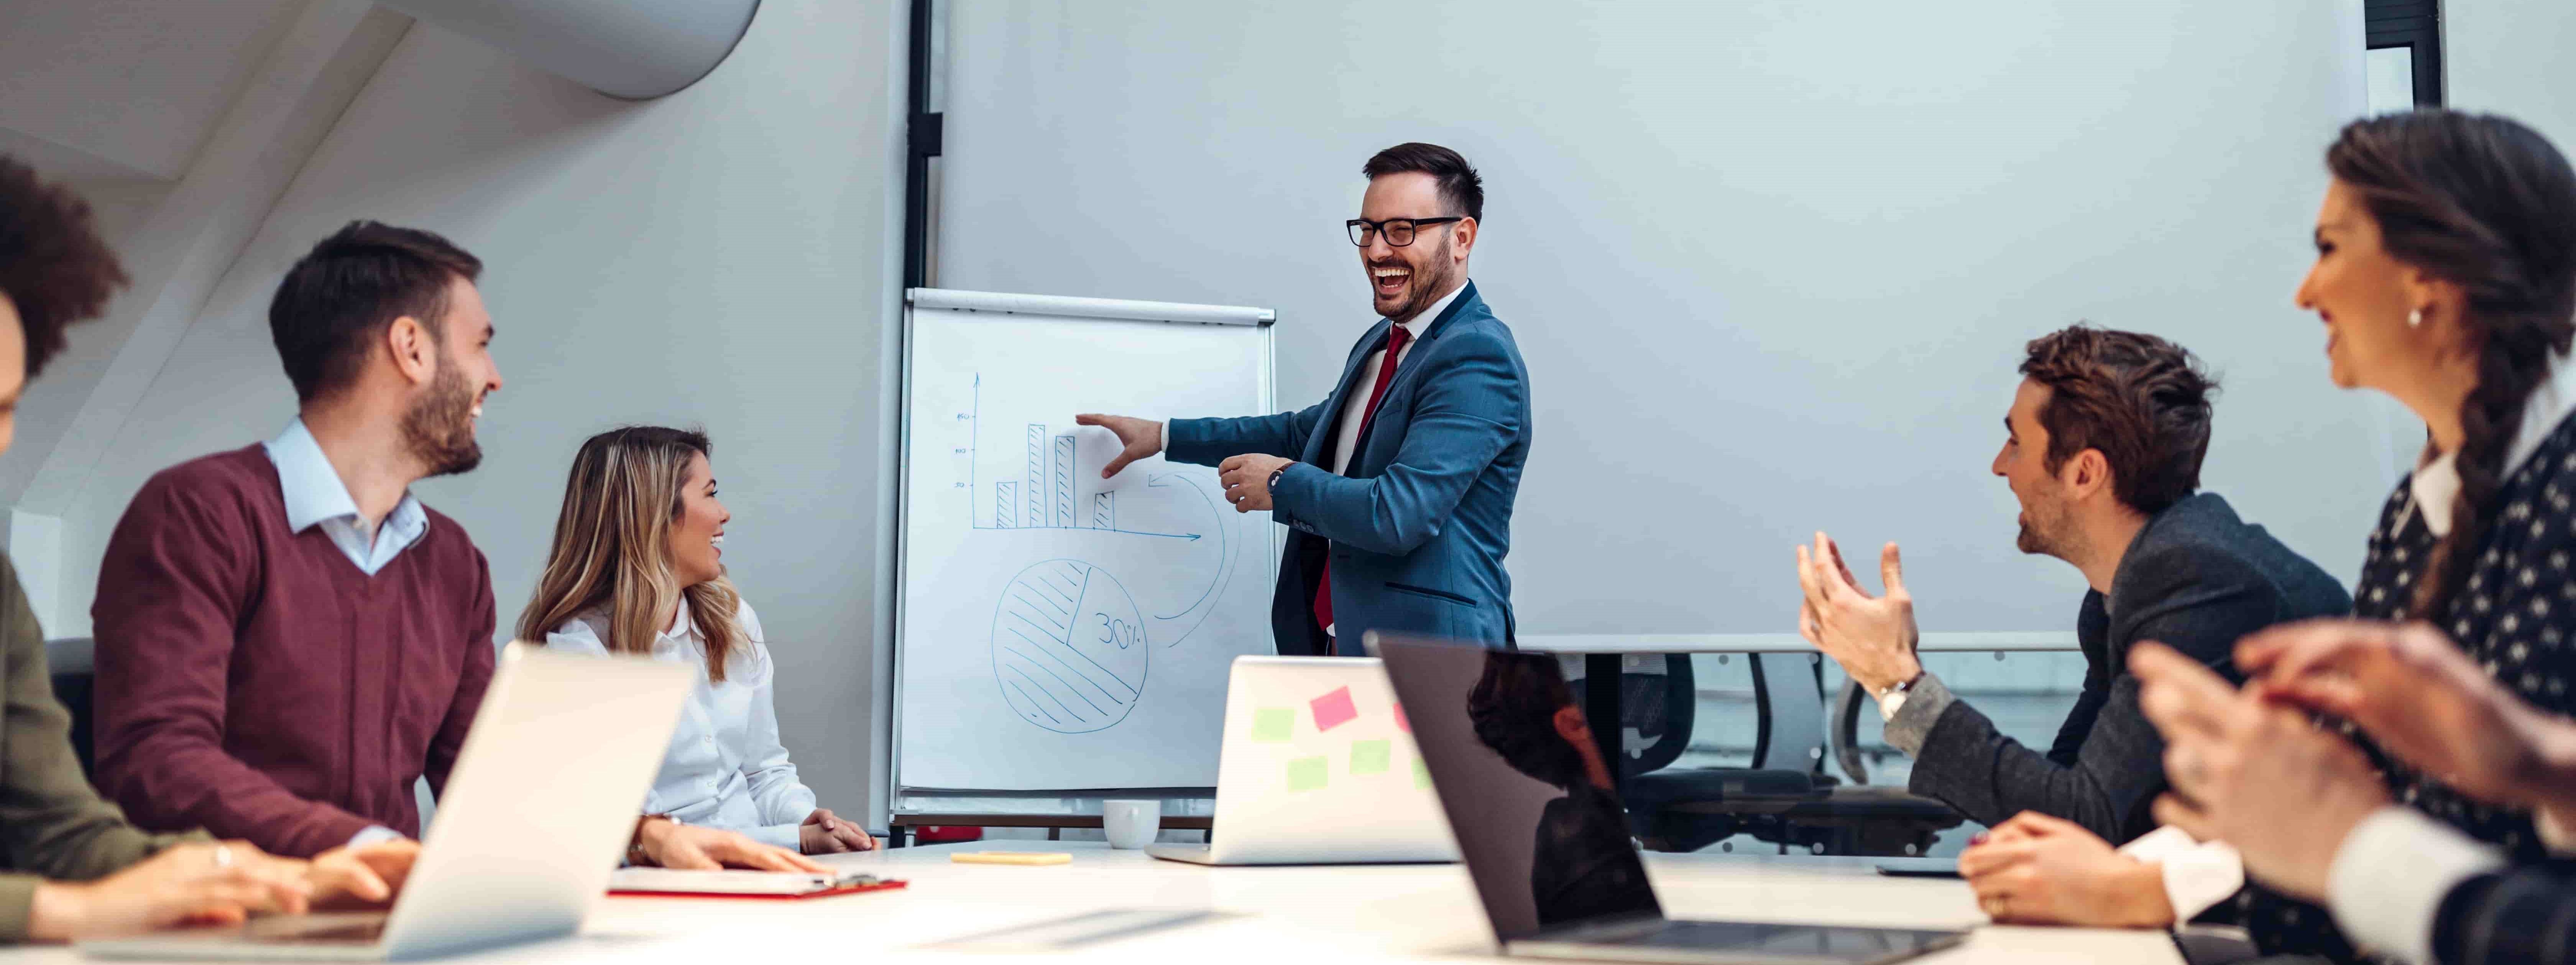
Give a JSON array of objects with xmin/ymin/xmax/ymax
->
[{"xmin": 1167, "ymin": 282, "xmax": 1530, "ymax": 653}]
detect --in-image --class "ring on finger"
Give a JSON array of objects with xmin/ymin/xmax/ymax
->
[
  {"xmin": 2175, "ymin": 746, "xmax": 2208, "ymax": 789},
  {"xmin": 214, "ymin": 844, "xmax": 235, "ymax": 870}
]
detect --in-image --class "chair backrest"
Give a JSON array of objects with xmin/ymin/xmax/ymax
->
[
  {"xmin": 45, "ymin": 638, "xmax": 96, "ymax": 778},
  {"xmin": 1561, "ymin": 653, "xmax": 1697, "ymax": 779},
  {"xmin": 1748, "ymin": 652, "xmax": 1827, "ymax": 775}
]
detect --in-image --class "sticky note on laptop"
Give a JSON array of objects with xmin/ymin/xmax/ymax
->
[
  {"xmin": 1287, "ymin": 755, "xmax": 1328, "ymax": 792},
  {"xmin": 1250, "ymin": 708, "xmax": 1293, "ymax": 742},
  {"xmin": 1310, "ymin": 686, "xmax": 1358, "ymax": 732},
  {"xmin": 1351, "ymin": 739, "xmax": 1391, "ymax": 774}
]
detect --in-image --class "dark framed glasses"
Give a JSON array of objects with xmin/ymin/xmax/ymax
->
[{"xmin": 1346, "ymin": 217, "xmax": 1465, "ymax": 247}]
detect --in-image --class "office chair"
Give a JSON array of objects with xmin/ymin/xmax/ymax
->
[{"xmin": 1586, "ymin": 652, "xmax": 1961, "ymax": 856}]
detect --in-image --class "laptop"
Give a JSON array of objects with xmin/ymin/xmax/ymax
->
[
  {"xmin": 1147, "ymin": 656, "xmax": 1459, "ymax": 865},
  {"xmin": 81, "ymin": 643, "xmax": 694, "ymax": 960},
  {"xmin": 1368, "ymin": 633, "xmax": 1968, "ymax": 965}
]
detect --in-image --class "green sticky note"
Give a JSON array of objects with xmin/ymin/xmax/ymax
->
[
  {"xmin": 1351, "ymin": 739, "xmax": 1391, "ymax": 775},
  {"xmin": 1250, "ymin": 708, "xmax": 1293, "ymax": 742},
  {"xmin": 1414, "ymin": 757, "xmax": 1433, "ymax": 789},
  {"xmin": 1287, "ymin": 756, "xmax": 1328, "ymax": 792}
]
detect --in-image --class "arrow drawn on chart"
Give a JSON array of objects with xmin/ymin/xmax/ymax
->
[{"xmin": 1146, "ymin": 471, "xmax": 1235, "ymax": 646}]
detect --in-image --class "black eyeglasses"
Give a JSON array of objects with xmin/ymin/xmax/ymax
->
[{"xmin": 1346, "ymin": 217, "xmax": 1465, "ymax": 247}]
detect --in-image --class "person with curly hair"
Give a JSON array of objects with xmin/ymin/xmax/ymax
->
[{"xmin": 0, "ymin": 156, "xmax": 403, "ymax": 942}]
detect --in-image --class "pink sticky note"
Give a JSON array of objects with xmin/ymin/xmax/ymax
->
[
  {"xmin": 1393, "ymin": 701, "xmax": 1410, "ymax": 733},
  {"xmin": 1310, "ymin": 686, "xmax": 1358, "ymax": 732}
]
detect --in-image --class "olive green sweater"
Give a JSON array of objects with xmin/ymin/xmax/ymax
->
[{"xmin": 0, "ymin": 552, "xmax": 197, "ymax": 941}]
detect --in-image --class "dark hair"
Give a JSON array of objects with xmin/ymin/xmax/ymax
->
[
  {"xmin": 1466, "ymin": 653, "xmax": 1587, "ymax": 789},
  {"xmin": 2016, "ymin": 325, "xmax": 2219, "ymax": 514},
  {"xmin": 268, "ymin": 220, "xmax": 482, "ymax": 402},
  {"xmin": 1362, "ymin": 143, "xmax": 1485, "ymax": 223},
  {"xmin": 2328, "ymin": 111, "xmax": 2576, "ymax": 618},
  {"xmin": 0, "ymin": 157, "xmax": 128, "ymax": 378}
]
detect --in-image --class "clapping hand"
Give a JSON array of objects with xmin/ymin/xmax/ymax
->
[
  {"xmin": 2239, "ymin": 619, "xmax": 2566, "ymax": 808},
  {"xmin": 2132, "ymin": 642, "xmax": 2387, "ymax": 902},
  {"xmin": 1795, "ymin": 533, "xmax": 1923, "ymax": 694}
]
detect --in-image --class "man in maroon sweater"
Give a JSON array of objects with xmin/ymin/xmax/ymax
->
[{"xmin": 91, "ymin": 222, "xmax": 504, "ymax": 860}]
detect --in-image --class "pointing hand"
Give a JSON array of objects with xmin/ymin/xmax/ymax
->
[{"xmin": 1076, "ymin": 414, "xmax": 1162, "ymax": 478}]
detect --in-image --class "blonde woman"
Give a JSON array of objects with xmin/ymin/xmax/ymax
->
[{"xmin": 523, "ymin": 427, "xmax": 874, "ymax": 863}]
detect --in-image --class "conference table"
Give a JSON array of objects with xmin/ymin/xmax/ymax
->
[{"xmin": 2, "ymin": 841, "xmax": 2180, "ymax": 963}]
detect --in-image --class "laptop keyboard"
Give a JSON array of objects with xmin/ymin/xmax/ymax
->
[{"xmin": 244, "ymin": 917, "xmax": 387, "ymax": 944}]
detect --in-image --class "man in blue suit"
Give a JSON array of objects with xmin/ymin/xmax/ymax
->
[{"xmin": 1078, "ymin": 143, "xmax": 1531, "ymax": 655}]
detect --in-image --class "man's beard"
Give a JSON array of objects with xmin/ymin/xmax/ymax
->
[
  {"xmin": 2015, "ymin": 500, "xmax": 2078, "ymax": 561},
  {"xmin": 1384, "ymin": 239, "xmax": 1457, "ymax": 322},
  {"xmin": 402, "ymin": 360, "xmax": 481, "ymax": 478},
  {"xmin": 2014, "ymin": 515, "xmax": 2054, "ymax": 556}
]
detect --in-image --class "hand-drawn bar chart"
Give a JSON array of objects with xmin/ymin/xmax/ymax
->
[{"xmin": 964, "ymin": 375, "xmax": 1195, "ymax": 541}]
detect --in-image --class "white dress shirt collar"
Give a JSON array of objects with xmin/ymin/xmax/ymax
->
[
  {"xmin": 2410, "ymin": 350, "xmax": 2576, "ymax": 537},
  {"xmin": 1393, "ymin": 279, "xmax": 1467, "ymax": 337},
  {"xmin": 263, "ymin": 418, "xmax": 428, "ymax": 574},
  {"xmin": 664, "ymin": 595, "xmax": 694, "ymax": 639}
]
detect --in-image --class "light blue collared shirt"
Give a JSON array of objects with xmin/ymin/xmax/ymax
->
[
  {"xmin": 262, "ymin": 419, "xmax": 428, "ymax": 575},
  {"xmin": 264, "ymin": 419, "xmax": 427, "ymax": 850}
]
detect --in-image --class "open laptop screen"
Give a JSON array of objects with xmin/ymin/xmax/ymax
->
[{"xmin": 1373, "ymin": 635, "xmax": 1661, "ymax": 941}]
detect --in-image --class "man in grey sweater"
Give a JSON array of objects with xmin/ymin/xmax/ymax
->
[{"xmin": 1796, "ymin": 326, "xmax": 2350, "ymax": 847}]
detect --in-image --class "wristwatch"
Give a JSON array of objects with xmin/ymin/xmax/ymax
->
[
  {"xmin": 1876, "ymin": 671, "xmax": 1925, "ymax": 722},
  {"xmin": 1268, "ymin": 464, "xmax": 1292, "ymax": 493},
  {"xmin": 628, "ymin": 813, "xmax": 679, "ymax": 866}
]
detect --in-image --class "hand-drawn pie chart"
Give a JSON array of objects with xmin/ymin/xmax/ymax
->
[{"xmin": 991, "ymin": 559, "xmax": 1150, "ymax": 733}]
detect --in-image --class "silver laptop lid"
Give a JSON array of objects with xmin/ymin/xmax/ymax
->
[
  {"xmin": 377, "ymin": 643, "xmax": 693, "ymax": 957},
  {"xmin": 1206, "ymin": 656, "xmax": 1455, "ymax": 863},
  {"xmin": 1370, "ymin": 634, "xmax": 1664, "ymax": 944}
]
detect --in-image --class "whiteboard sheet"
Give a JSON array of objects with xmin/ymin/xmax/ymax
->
[{"xmin": 898, "ymin": 291, "xmax": 1277, "ymax": 791}]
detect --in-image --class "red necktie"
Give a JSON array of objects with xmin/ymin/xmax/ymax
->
[{"xmin": 1314, "ymin": 324, "xmax": 1411, "ymax": 642}]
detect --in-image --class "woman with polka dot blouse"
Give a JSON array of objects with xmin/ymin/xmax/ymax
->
[{"xmin": 2225, "ymin": 110, "xmax": 2576, "ymax": 961}]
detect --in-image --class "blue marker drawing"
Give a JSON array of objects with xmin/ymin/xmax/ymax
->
[
  {"xmin": 956, "ymin": 375, "xmax": 1251, "ymax": 731},
  {"xmin": 1145, "ymin": 472, "xmax": 1235, "ymax": 648},
  {"xmin": 991, "ymin": 559, "xmax": 1149, "ymax": 734},
  {"xmin": 965, "ymin": 374, "xmax": 1204, "ymax": 541}
]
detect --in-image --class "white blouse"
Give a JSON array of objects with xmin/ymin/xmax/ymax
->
[{"xmin": 545, "ymin": 598, "xmax": 816, "ymax": 850}]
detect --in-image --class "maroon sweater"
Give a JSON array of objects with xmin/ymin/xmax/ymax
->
[{"xmin": 91, "ymin": 446, "xmax": 495, "ymax": 858}]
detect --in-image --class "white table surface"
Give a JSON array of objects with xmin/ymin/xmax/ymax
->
[
  {"xmin": 1520, "ymin": 633, "xmax": 2078, "ymax": 654},
  {"xmin": 6, "ymin": 841, "xmax": 2180, "ymax": 964}
]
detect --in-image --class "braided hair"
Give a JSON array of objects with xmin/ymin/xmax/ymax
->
[{"xmin": 2328, "ymin": 112, "xmax": 2576, "ymax": 616}]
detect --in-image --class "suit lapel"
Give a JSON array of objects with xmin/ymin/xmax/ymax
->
[
  {"xmin": 1348, "ymin": 282, "xmax": 1480, "ymax": 470},
  {"xmin": 1308, "ymin": 319, "xmax": 1392, "ymax": 465}
]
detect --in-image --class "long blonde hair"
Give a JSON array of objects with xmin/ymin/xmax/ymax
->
[{"xmin": 518, "ymin": 426, "xmax": 746, "ymax": 680}]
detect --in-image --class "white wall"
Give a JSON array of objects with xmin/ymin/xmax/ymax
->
[
  {"xmin": 939, "ymin": 0, "xmax": 2380, "ymax": 637},
  {"xmin": 2448, "ymin": 0, "xmax": 2576, "ymax": 147},
  {"xmin": 50, "ymin": 0, "xmax": 907, "ymax": 818}
]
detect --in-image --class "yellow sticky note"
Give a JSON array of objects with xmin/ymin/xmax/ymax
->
[
  {"xmin": 1351, "ymin": 739, "xmax": 1391, "ymax": 774},
  {"xmin": 1287, "ymin": 755, "xmax": 1328, "ymax": 792},
  {"xmin": 951, "ymin": 851, "xmax": 1073, "ymax": 866}
]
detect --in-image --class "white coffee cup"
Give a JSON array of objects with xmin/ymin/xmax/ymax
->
[{"xmin": 1102, "ymin": 799, "xmax": 1162, "ymax": 849}]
